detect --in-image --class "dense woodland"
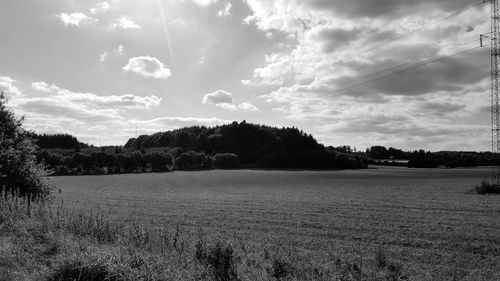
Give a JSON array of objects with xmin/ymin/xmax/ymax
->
[
  {"xmin": 27, "ymin": 124, "xmax": 498, "ymax": 176},
  {"xmin": 33, "ymin": 122, "xmax": 367, "ymax": 175}
]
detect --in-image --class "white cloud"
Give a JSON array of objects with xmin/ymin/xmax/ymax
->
[
  {"xmin": 31, "ymin": 81, "xmax": 162, "ymax": 110},
  {"xmin": 99, "ymin": 52, "xmax": 108, "ymax": 62},
  {"xmin": 31, "ymin": 81, "xmax": 60, "ymax": 92},
  {"xmin": 202, "ymin": 90, "xmax": 237, "ymax": 110},
  {"xmin": 202, "ymin": 90, "xmax": 259, "ymax": 111},
  {"xmin": 192, "ymin": 0, "xmax": 219, "ymax": 6},
  {"xmin": 99, "ymin": 45, "xmax": 124, "ymax": 62},
  {"xmin": 123, "ymin": 56, "xmax": 172, "ymax": 79},
  {"xmin": 199, "ymin": 56, "xmax": 207, "ymax": 64},
  {"xmin": 134, "ymin": 117, "xmax": 232, "ymax": 131},
  {"xmin": 111, "ymin": 17, "xmax": 141, "ymax": 30},
  {"xmin": 218, "ymin": 3, "xmax": 232, "ymax": 17},
  {"xmin": 0, "ymin": 76, "xmax": 22, "ymax": 98},
  {"xmin": 239, "ymin": 102, "xmax": 259, "ymax": 112},
  {"xmin": 58, "ymin": 13, "xmax": 93, "ymax": 27},
  {"xmin": 90, "ymin": 2, "xmax": 110, "ymax": 15}
]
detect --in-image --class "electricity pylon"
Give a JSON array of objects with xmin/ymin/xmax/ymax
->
[{"xmin": 491, "ymin": 0, "xmax": 500, "ymax": 185}]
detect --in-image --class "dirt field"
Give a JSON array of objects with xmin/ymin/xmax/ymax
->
[{"xmin": 52, "ymin": 167, "xmax": 500, "ymax": 280}]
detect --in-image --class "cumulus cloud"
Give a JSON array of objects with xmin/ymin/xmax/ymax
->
[
  {"xmin": 90, "ymin": 2, "xmax": 110, "ymax": 15},
  {"xmin": 100, "ymin": 52, "xmax": 108, "ymax": 62},
  {"xmin": 58, "ymin": 13, "xmax": 93, "ymax": 27},
  {"xmin": 123, "ymin": 56, "xmax": 172, "ymax": 79},
  {"xmin": 202, "ymin": 90, "xmax": 259, "ymax": 111},
  {"xmin": 218, "ymin": 3, "xmax": 232, "ymax": 17},
  {"xmin": 31, "ymin": 81, "xmax": 59, "ymax": 93},
  {"xmin": 99, "ymin": 45, "xmax": 125, "ymax": 62},
  {"xmin": 0, "ymin": 76, "xmax": 22, "ymax": 98},
  {"xmin": 110, "ymin": 17, "xmax": 141, "ymax": 30},
  {"xmin": 239, "ymin": 102, "xmax": 259, "ymax": 112},
  {"xmin": 192, "ymin": 0, "xmax": 219, "ymax": 6},
  {"xmin": 202, "ymin": 90, "xmax": 237, "ymax": 110}
]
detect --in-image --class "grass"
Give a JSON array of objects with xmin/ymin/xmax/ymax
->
[
  {"xmin": 52, "ymin": 168, "xmax": 500, "ymax": 280},
  {"xmin": 473, "ymin": 179, "xmax": 500, "ymax": 194},
  {"xmin": 0, "ymin": 189, "xmax": 419, "ymax": 281}
]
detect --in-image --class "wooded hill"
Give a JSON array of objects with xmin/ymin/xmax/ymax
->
[{"xmin": 125, "ymin": 121, "xmax": 367, "ymax": 170}]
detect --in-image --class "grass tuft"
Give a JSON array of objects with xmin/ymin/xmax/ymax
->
[
  {"xmin": 47, "ymin": 259, "xmax": 123, "ymax": 281},
  {"xmin": 473, "ymin": 179, "xmax": 500, "ymax": 194}
]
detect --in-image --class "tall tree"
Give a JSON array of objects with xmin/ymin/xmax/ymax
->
[{"xmin": 0, "ymin": 93, "xmax": 52, "ymax": 197}]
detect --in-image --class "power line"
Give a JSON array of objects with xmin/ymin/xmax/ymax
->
[
  {"xmin": 332, "ymin": 44, "xmax": 487, "ymax": 94},
  {"xmin": 336, "ymin": 38, "xmax": 483, "ymax": 88},
  {"xmin": 358, "ymin": 0, "xmax": 488, "ymax": 55}
]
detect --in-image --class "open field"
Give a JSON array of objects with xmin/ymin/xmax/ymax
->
[{"xmin": 52, "ymin": 167, "xmax": 500, "ymax": 280}]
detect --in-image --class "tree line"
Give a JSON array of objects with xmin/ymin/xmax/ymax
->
[
  {"xmin": 366, "ymin": 145, "xmax": 497, "ymax": 168},
  {"xmin": 31, "ymin": 121, "xmax": 366, "ymax": 175}
]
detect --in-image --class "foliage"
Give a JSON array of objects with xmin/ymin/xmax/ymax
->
[
  {"xmin": 366, "ymin": 145, "xmax": 497, "ymax": 168},
  {"xmin": 0, "ymin": 93, "xmax": 51, "ymax": 197},
  {"xmin": 213, "ymin": 153, "xmax": 239, "ymax": 169},
  {"xmin": 124, "ymin": 121, "xmax": 367, "ymax": 170},
  {"xmin": 474, "ymin": 179, "xmax": 500, "ymax": 194},
  {"xmin": 30, "ymin": 133, "xmax": 88, "ymax": 150},
  {"xmin": 47, "ymin": 259, "xmax": 124, "ymax": 281},
  {"xmin": 195, "ymin": 240, "xmax": 239, "ymax": 281},
  {"xmin": 174, "ymin": 151, "xmax": 213, "ymax": 171}
]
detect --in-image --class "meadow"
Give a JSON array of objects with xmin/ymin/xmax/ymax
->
[{"xmin": 51, "ymin": 167, "xmax": 500, "ymax": 280}]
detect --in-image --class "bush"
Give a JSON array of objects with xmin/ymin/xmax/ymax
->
[
  {"xmin": 374, "ymin": 247, "xmax": 387, "ymax": 269},
  {"xmin": 195, "ymin": 240, "xmax": 239, "ymax": 281},
  {"xmin": 474, "ymin": 179, "xmax": 500, "ymax": 194},
  {"xmin": 0, "ymin": 93, "xmax": 52, "ymax": 197},
  {"xmin": 270, "ymin": 257, "xmax": 293, "ymax": 280},
  {"xmin": 47, "ymin": 259, "xmax": 124, "ymax": 281}
]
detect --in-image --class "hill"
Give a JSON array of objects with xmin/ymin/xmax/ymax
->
[{"xmin": 125, "ymin": 121, "xmax": 367, "ymax": 170}]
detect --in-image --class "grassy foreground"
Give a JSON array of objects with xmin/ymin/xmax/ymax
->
[{"xmin": 0, "ymin": 190, "xmax": 407, "ymax": 281}]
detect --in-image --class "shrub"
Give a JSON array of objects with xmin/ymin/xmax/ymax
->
[
  {"xmin": 270, "ymin": 257, "xmax": 293, "ymax": 280},
  {"xmin": 374, "ymin": 247, "xmax": 387, "ymax": 269},
  {"xmin": 474, "ymin": 179, "xmax": 500, "ymax": 194},
  {"xmin": 195, "ymin": 241, "xmax": 239, "ymax": 281},
  {"xmin": 47, "ymin": 259, "xmax": 124, "ymax": 281},
  {"xmin": 0, "ymin": 93, "xmax": 52, "ymax": 197}
]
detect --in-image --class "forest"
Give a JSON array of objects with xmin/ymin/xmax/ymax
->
[
  {"xmin": 30, "ymin": 124, "xmax": 497, "ymax": 176},
  {"xmin": 33, "ymin": 122, "xmax": 367, "ymax": 175}
]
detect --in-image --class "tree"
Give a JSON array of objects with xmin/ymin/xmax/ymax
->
[{"xmin": 0, "ymin": 93, "xmax": 52, "ymax": 197}]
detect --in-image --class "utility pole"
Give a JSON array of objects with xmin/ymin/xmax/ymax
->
[{"xmin": 491, "ymin": 0, "xmax": 500, "ymax": 185}]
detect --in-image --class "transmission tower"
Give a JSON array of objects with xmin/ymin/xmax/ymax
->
[{"xmin": 491, "ymin": 0, "xmax": 500, "ymax": 185}]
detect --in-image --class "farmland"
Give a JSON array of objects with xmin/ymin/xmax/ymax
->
[{"xmin": 52, "ymin": 167, "xmax": 500, "ymax": 280}]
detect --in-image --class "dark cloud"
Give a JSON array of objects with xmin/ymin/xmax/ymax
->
[
  {"xmin": 311, "ymin": 27, "xmax": 362, "ymax": 53},
  {"xmin": 305, "ymin": 0, "xmax": 477, "ymax": 19},
  {"xmin": 417, "ymin": 102, "xmax": 466, "ymax": 116},
  {"xmin": 331, "ymin": 47, "xmax": 489, "ymax": 97}
]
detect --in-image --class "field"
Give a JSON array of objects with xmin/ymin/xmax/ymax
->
[{"xmin": 52, "ymin": 167, "xmax": 500, "ymax": 280}]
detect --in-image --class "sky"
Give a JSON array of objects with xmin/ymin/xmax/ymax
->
[{"xmin": 0, "ymin": 0, "xmax": 493, "ymax": 151}]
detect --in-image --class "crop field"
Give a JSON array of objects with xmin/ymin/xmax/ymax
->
[{"xmin": 52, "ymin": 167, "xmax": 500, "ymax": 280}]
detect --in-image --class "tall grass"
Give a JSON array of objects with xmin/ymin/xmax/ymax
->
[
  {"xmin": 474, "ymin": 179, "xmax": 500, "ymax": 194},
  {"xmin": 0, "ymin": 190, "xmax": 406, "ymax": 281}
]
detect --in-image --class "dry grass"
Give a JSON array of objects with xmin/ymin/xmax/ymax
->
[
  {"xmin": 52, "ymin": 168, "xmax": 500, "ymax": 280},
  {"xmin": 0, "ymin": 189, "xmax": 414, "ymax": 281}
]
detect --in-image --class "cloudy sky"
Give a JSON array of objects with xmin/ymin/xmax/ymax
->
[{"xmin": 0, "ymin": 0, "xmax": 492, "ymax": 151}]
